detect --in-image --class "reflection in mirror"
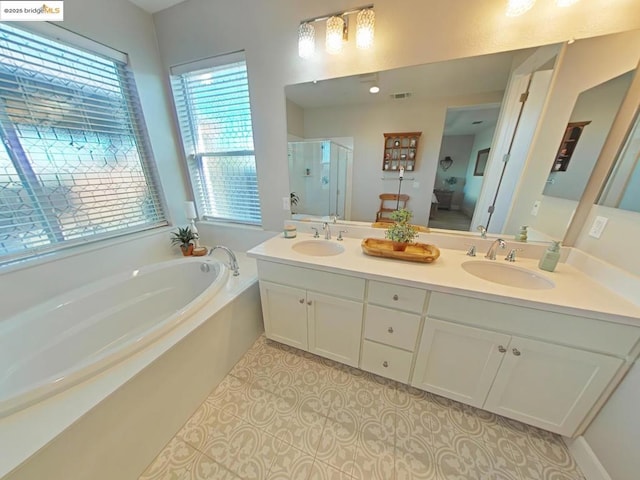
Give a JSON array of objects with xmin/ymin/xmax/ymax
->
[
  {"xmin": 599, "ymin": 110, "xmax": 640, "ymax": 212},
  {"xmin": 543, "ymin": 71, "xmax": 633, "ymax": 201}
]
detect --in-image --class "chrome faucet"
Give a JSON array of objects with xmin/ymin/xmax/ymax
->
[
  {"xmin": 477, "ymin": 225, "xmax": 487, "ymax": 239},
  {"xmin": 323, "ymin": 222, "xmax": 332, "ymax": 240},
  {"xmin": 209, "ymin": 245, "xmax": 240, "ymax": 276},
  {"xmin": 485, "ymin": 238, "xmax": 506, "ymax": 260}
]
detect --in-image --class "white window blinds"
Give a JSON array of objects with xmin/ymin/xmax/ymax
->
[
  {"xmin": 170, "ymin": 54, "xmax": 261, "ymax": 225},
  {"xmin": 0, "ymin": 24, "xmax": 166, "ymax": 263}
]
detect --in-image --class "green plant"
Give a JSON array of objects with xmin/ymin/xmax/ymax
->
[
  {"xmin": 170, "ymin": 226, "xmax": 197, "ymax": 248},
  {"xmin": 290, "ymin": 192, "xmax": 300, "ymax": 207},
  {"xmin": 385, "ymin": 208, "xmax": 418, "ymax": 243},
  {"xmin": 444, "ymin": 176, "xmax": 458, "ymax": 186}
]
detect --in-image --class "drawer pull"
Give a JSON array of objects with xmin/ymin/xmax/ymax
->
[
  {"xmin": 498, "ymin": 345, "xmax": 506, "ymax": 353},
  {"xmin": 382, "ymin": 361, "xmax": 389, "ymax": 368},
  {"xmin": 393, "ymin": 294, "xmax": 399, "ymax": 301},
  {"xmin": 512, "ymin": 348, "xmax": 521, "ymax": 356},
  {"xmin": 299, "ymin": 298, "xmax": 305, "ymax": 304},
  {"xmin": 307, "ymin": 300, "xmax": 313, "ymax": 306},
  {"xmin": 388, "ymin": 327, "xmax": 394, "ymax": 334}
]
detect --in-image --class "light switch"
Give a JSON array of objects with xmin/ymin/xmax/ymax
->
[
  {"xmin": 413, "ymin": 181, "xmax": 420, "ymax": 189},
  {"xmin": 531, "ymin": 200, "xmax": 541, "ymax": 216},
  {"xmin": 589, "ymin": 216, "xmax": 608, "ymax": 239},
  {"xmin": 282, "ymin": 196, "xmax": 291, "ymax": 211}
]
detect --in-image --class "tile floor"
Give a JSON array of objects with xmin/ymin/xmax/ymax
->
[{"xmin": 140, "ymin": 335, "xmax": 585, "ymax": 480}]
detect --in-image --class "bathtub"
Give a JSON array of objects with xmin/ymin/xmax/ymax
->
[{"xmin": 0, "ymin": 256, "xmax": 228, "ymax": 418}]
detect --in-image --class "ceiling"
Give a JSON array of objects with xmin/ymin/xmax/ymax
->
[{"xmin": 128, "ymin": 0, "xmax": 185, "ymax": 13}]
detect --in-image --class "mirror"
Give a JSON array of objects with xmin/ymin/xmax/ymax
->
[
  {"xmin": 285, "ymin": 29, "xmax": 640, "ymax": 243},
  {"xmin": 599, "ymin": 109, "xmax": 640, "ymax": 212}
]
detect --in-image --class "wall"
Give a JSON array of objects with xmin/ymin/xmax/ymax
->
[
  {"xmin": 153, "ymin": 0, "xmax": 640, "ymax": 232},
  {"xmin": 463, "ymin": 127, "xmax": 495, "ymax": 217},
  {"xmin": 436, "ymin": 135, "xmax": 475, "ymax": 210}
]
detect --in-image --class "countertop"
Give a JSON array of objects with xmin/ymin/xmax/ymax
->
[{"xmin": 247, "ymin": 234, "xmax": 640, "ymax": 326}]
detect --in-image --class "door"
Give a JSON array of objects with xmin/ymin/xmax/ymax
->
[
  {"xmin": 307, "ymin": 291, "xmax": 363, "ymax": 366},
  {"xmin": 484, "ymin": 336, "xmax": 623, "ymax": 436},
  {"xmin": 412, "ymin": 319, "xmax": 511, "ymax": 408},
  {"xmin": 259, "ymin": 281, "xmax": 308, "ymax": 349}
]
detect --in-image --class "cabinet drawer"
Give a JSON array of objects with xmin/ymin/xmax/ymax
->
[
  {"xmin": 360, "ymin": 340, "xmax": 413, "ymax": 383},
  {"xmin": 428, "ymin": 292, "xmax": 640, "ymax": 356},
  {"xmin": 364, "ymin": 305, "xmax": 421, "ymax": 351},
  {"xmin": 368, "ymin": 280, "xmax": 427, "ymax": 313},
  {"xmin": 257, "ymin": 260, "xmax": 365, "ymax": 300}
]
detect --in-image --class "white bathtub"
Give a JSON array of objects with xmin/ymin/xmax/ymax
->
[{"xmin": 0, "ymin": 256, "xmax": 228, "ymax": 418}]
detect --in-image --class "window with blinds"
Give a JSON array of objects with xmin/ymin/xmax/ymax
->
[
  {"xmin": 170, "ymin": 54, "xmax": 261, "ymax": 225},
  {"xmin": 0, "ymin": 24, "xmax": 166, "ymax": 263}
]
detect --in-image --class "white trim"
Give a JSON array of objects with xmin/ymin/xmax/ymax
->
[
  {"xmin": 170, "ymin": 50, "xmax": 245, "ymax": 75},
  {"xmin": 564, "ymin": 436, "xmax": 612, "ymax": 480}
]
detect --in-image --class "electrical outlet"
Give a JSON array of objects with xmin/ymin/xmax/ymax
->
[
  {"xmin": 589, "ymin": 216, "xmax": 608, "ymax": 238},
  {"xmin": 282, "ymin": 196, "xmax": 291, "ymax": 211},
  {"xmin": 531, "ymin": 200, "xmax": 541, "ymax": 216}
]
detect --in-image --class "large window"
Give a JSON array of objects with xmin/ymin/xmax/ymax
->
[
  {"xmin": 170, "ymin": 53, "xmax": 261, "ymax": 225},
  {"xmin": 0, "ymin": 24, "xmax": 166, "ymax": 263}
]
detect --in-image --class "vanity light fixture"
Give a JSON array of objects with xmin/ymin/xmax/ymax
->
[
  {"xmin": 505, "ymin": 0, "xmax": 536, "ymax": 16},
  {"xmin": 298, "ymin": 5, "xmax": 375, "ymax": 59}
]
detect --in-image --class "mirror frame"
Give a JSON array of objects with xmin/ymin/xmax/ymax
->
[{"xmin": 564, "ymin": 59, "xmax": 640, "ymax": 245}]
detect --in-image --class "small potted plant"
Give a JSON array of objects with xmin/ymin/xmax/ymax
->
[
  {"xmin": 170, "ymin": 226, "xmax": 198, "ymax": 256},
  {"xmin": 385, "ymin": 208, "xmax": 418, "ymax": 252},
  {"xmin": 290, "ymin": 192, "xmax": 300, "ymax": 214},
  {"xmin": 443, "ymin": 176, "xmax": 458, "ymax": 190}
]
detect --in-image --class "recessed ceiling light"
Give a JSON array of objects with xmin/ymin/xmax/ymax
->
[{"xmin": 369, "ymin": 85, "xmax": 380, "ymax": 94}]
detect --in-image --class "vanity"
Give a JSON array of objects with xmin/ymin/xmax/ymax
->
[{"xmin": 247, "ymin": 233, "xmax": 640, "ymax": 438}]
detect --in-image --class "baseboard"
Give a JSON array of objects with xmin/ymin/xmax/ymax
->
[{"xmin": 564, "ymin": 436, "xmax": 612, "ymax": 480}]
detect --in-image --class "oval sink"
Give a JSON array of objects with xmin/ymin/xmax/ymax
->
[
  {"xmin": 292, "ymin": 240, "xmax": 345, "ymax": 257},
  {"xmin": 462, "ymin": 261, "xmax": 555, "ymax": 290}
]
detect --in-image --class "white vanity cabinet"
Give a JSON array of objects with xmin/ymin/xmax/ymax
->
[
  {"xmin": 413, "ymin": 292, "xmax": 638, "ymax": 436},
  {"xmin": 257, "ymin": 261, "xmax": 365, "ymax": 366},
  {"xmin": 360, "ymin": 281, "xmax": 427, "ymax": 383}
]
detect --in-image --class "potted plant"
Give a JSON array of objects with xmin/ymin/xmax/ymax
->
[
  {"xmin": 443, "ymin": 176, "xmax": 458, "ymax": 190},
  {"xmin": 385, "ymin": 208, "xmax": 418, "ymax": 251},
  {"xmin": 170, "ymin": 226, "xmax": 198, "ymax": 256},
  {"xmin": 290, "ymin": 192, "xmax": 300, "ymax": 214}
]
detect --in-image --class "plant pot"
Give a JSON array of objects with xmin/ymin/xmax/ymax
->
[
  {"xmin": 391, "ymin": 241, "xmax": 408, "ymax": 252},
  {"xmin": 180, "ymin": 244, "xmax": 194, "ymax": 256}
]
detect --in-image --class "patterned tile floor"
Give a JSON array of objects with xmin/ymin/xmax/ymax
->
[{"xmin": 140, "ymin": 336, "xmax": 585, "ymax": 480}]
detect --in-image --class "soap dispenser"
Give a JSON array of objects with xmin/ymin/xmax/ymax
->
[
  {"xmin": 538, "ymin": 241, "xmax": 561, "ymax": 272},
  {"xmin": 516, "ymin": 225, "xmax": 528, "ymax": 242}
]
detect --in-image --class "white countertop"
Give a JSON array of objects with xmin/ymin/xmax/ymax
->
[{"xmin": 247, "ymin": 234, "xmax": 640, "ymax": 326}]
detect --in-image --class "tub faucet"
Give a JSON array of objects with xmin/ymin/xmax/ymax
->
[
  {"xmin": 323, "ymin": 222, "xmax": 332, "ymax": 240},
  {"xmin": 209, "ymin": 245, "xmax": 240, "ymax": 276},
  {"xmin": 485, "ymin": 238, "xmax": 506, "ymax": 260}
]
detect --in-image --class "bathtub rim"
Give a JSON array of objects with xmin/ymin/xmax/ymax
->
[{"xmin": 0, "ymin": 252, "xmax": 258, "ymax": 479}]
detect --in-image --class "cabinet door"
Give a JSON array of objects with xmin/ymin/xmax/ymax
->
[
  {"xmin": 307, "ymin": 292, "xmax": 364, "ymax": 367},
  {"xmin": 259, "ymin": 281, "xmax": 308, "ymax": 350},
  {"xmin": 412, "ymin": 319, "xmax": 511, "ymax": 408},
  {"xmin": 484, "ymin": 337, "xmax": 623, "ymax": 436}
]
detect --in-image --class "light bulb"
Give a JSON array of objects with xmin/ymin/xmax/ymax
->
[
  {"xmin": 298, "ymin": 23, "xmax": 315, "ymax": 59},
  {"xmin": 326, "ymin": 16, "xmax": 345, "ymax": 55},
  {"xmin": 505, "ymin": 0, "xmax": 536, "ymax": 16},
  {"xmin": 356, "ymin": 8, "xmax": 375, "ymax": 50},
  {"xmin": 369, "ymin": 85, "xmax": 380, "ymax": 94}
]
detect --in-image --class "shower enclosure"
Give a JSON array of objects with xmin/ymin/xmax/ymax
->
[{"xmin": 288, "ymin": 140, "xmax": 352, "ymax": 220}]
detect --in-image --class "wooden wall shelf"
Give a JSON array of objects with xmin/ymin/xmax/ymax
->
[{"xmin": 382, "ymin": 132, "xmax": 421, "ymax": 172}]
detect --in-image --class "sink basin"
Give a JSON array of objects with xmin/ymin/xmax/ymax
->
[
  {"xmin": 292, "ymin": 240, "xmax": 345, "ymax": 257},
  {"xmin": 462, "ymin": 261, "xmax": 555, "ymax": 290}
]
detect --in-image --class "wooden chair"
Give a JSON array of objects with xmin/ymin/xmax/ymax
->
[{"xmin": 375, "ymin": 193, "xmax": 410, "ymax": 222}]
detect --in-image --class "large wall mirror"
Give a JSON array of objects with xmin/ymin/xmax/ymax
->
[{"xmin": 284, "ymin": 29, "xmax": 640, "ymax": 244}]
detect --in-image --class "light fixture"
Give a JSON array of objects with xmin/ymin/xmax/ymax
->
[
  {"xmin": 356, "ymin": 8, "xmax": 375, "ymax": 49},
  {"xmin": 326, "ymin": 16, "xmax": 346, "ymax": 55},
  {"xmin": 298, "ymin": 5, "xmax": 374, "ymax": 59},
  {"xmin": 298, "ymin": 22, "xmax": 315, "ymax": 59},
  {"xmin": 556, "ymin": 0, "xmax": 579, "ymax": 6},
  {"xmin": 369, "ymin": 85, "xmax": 380, "ymax": 94},
  {"xmin": 505, "ymin": 0, "xmax": 536, "ymax": 16}
]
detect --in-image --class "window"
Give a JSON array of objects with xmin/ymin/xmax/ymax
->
[
  {"xmin": 170, "ymin": 53, "xmax": 261, "ymax": 225},
  {"xmin": 0, "ymin": 24, "xmax": 166, "ymax": 263}
]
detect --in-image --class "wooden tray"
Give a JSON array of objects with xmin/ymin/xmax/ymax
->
[
  {"xmin": 361, "ymin": 238, "xmax": 440, "ymax": 263},
  {"xmin": 371, "ymin": 222, "xmax": 430, "ymax": 232}
]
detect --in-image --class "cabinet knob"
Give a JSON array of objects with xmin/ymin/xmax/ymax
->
[
  {"xmin": 393, "ymin": 294, "xmax": 399, "ymax": 301},
  {"xmin": 382, "ymin": 361, "xmax": 389, "ymax": 368},
  {"xmin": 498, "ymin": 345, "xmax": 506, "ymax": 353},
  {"xmin": 299, "ymin": 298, "xmax": 305, "ymax": 304},
  {"xmin": 307, "ymin": 300, "xmax": 312, "ymax": 306},
  {"xmin": 512, "ymin": 348, "xmax": 521, "ymax": 356},
  {"xmin": 388, "ymin": 327, "xmax": 394, "ymax": 334}
]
